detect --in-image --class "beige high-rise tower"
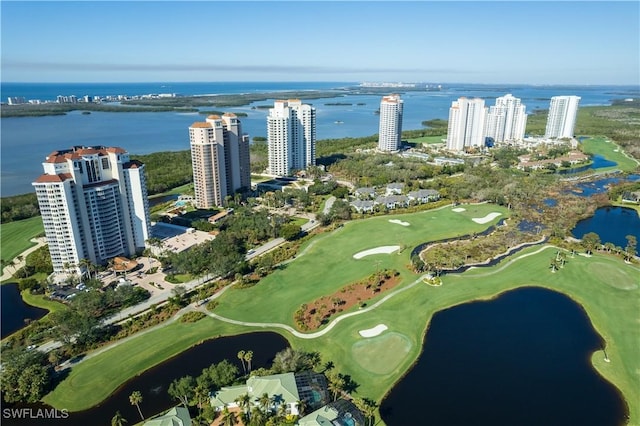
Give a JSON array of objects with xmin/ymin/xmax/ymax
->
[
  {"xmin": 190, "ymin": 114, "xmax": 250, "ymax": 208},
  {"xmin": 377, "ymin": 94, "xmax": 404, "ymax": 152}
]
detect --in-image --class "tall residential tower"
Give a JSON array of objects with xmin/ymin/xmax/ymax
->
[
  {"xmin": 544, "ymin": 96, "xmax": 581, "ymax": 139},
  {"xmin": 484, "ymin": 94, "xmax": 527, "ymax": 143},
  {"xmin": 32, "ymin": 146, "xmax": 150, "ymax": 276},
  {"xmin": 267, "ymin": 99, "xmax": 316, "ymax": 176},
  {"xmin": 377, "ymin": 94, "xmax": 404, "ymax": 152},
  {"xmin": 190, "ymin": 114, "xmax": 250, "ymax": 208},
  {"xmin": 446, "ymin": 97, "xmax": 486, "ymax": 151}
]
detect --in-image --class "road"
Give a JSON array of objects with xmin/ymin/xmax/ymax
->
[{"xmin": 36, "ymin": 216, "xmax": 318, "ymax": 353}]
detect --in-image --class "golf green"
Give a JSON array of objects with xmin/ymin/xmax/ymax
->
[{"xmin": 352, "ymin": 331, "xmax": 412, "ymax": 375}]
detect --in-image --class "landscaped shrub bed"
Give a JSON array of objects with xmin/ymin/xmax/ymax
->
[{"xmin": 294, "ymin": 269, "xmax": 401, "ymax": 331}]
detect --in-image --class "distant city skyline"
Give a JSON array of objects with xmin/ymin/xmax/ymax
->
[{"xmin": 1, "ymin": 1, "xmax": 638, "ymax": 85}]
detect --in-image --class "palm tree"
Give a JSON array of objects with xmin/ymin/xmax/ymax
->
[
  {"xmin": 549, "ymin": 258, "xmax": 559, "ymax": 273},
  {"xmin": 625, "ymin": 235, "xmax": 637, "ymax": 261},
  {"xmin": 327, "ymin": 373, "xmax": 344, "ymax": 401},
  {"xmin": 129, "ymin": 390, "xmax": 144, "ymax": 420},
  {"xmin": 111, "ymin": 411, "xmax": 128, "ymax": 426},
  {"xmin": 221, "ymin": 406, "xmax": 237, "ymax": 426},
  {"xmin": 258, "ymin": 392, "xmax": 271, "ymax": 413},
  {"xmin": 244, "ymin": 350, "xmax": 253, "ymax": 373},
  {"xmin": 235, "ymin": 393, "xmax": 252, "ymax": 421},
  {"xmin": 296, "ymin": 399, "xmax": 307, "ymax": 416},
  {"xmin": 237, "ymin": 350, "xmax": 246, "ymax": 374},
  {"xmin": 194, "ymin": 383, "xmax": 209, "ymax": 418}
]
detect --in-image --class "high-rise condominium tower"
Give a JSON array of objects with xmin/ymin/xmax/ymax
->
[
  {"xmin": 544, "ymin": 96, "xmax": 581, "ymax": 139},
  {"xmin": 32, "ymin": 146, "xmax": 150, "ymax": 276},
  {"xmin": 267, "ymin": 99, "xmax": 316, "ymax": 176},
  {"xmin": 377, "ymin": 94, "xmax": 404, "ymax": 152},
  {"xmin": 190, "ymin": 114, "xmax": 250, "ymax": 208},
  {"xmin": 446, "ymin": 97, "xmax": 487, "ymax": 151},
  {"xmin": 484, "ymin": 94, "xmax": 527, "ymax": 143}
]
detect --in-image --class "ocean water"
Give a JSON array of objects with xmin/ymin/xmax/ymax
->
[{"xmin": 1, "ymin": 82, "xmax": 637, "ymax": 196}]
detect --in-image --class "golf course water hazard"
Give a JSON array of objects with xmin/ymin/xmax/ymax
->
[
  {"xmin": 3, "ymin": 332, "xmax": 289, "ymax": 425},
  {"xmin": 380, "ymin": 287, "xmax": 627, "ymax": 426}
]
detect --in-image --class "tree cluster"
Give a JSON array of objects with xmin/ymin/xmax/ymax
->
[
  {"xmin": 131, "ymin": 151, "xmax": 193, "ymax": 195},
  {"xmin": 0, "ymin": 347, "xmax": 52, "ymax": 403},
  {"xmin": 1, "ymin": 192, "xmax": 40, "ymax": 223}
]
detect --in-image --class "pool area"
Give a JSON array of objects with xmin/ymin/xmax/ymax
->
[{"xmin": 174, "ymin": 200, "xmax": 187, "ymax": 207}]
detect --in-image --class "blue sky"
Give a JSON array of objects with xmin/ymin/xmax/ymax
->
[{"xmin": 1, "ymin": 1, "xmax": 638, "ymax": 85}]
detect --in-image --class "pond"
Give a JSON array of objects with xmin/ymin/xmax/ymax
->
[
  {"xmin": 558, "ymin": 154, "xmax": 617, "ymax": 175},
  {"xmin": 569, "ymin": 174, "xmax": 640, "ymax": 197},
  {"xmin": 572, "ymin": 206, "xmax": 640, "ymax": 248},
  {"xmin": 380, "ymin": 287, "xmax": 627, "ymax": 426},
  {"xmin": 3, "ymin": 332, "xmax": 289, "ymax": 425},
  {"xmin": 1, "ymin": 283, "xmax": 48, "ymax": 338}
]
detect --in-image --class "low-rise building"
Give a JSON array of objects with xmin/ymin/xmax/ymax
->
[
  {"xmin": 354, "ymin": 187, "xmax": 376, "ymax": 199},
  {"xmin": 144, "ymin": 406, "xmax": 191, "ymax": 426},
  {"xmin": 385, "ymin": 183, "xmax": 405, "ymax": 195},
  {"xmin": 350, "ymin": 199, "xmax": 375, "ymax": 213},
  {"xmin": 298, "ymin": 399, "xmax": 366, "ymax": 426},
  {"xmin": 210, "ymin": 371, "xmax": 329, "ymax": 417},
  {"xmin": 407, "ymin": 189, "xmax": 440, "ymax": 204},
  {"xmin": 375, "ymin": 195, "xmax": 409, "ymax": 210}
]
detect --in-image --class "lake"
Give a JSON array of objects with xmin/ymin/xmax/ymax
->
[
  {"xmin": 380, "ymin": 287, "xmax": 627, "ymax": 426},
  {"xmin": 0, "ymin": 283, "xmax": 48, "ymax": 338},
  {"xmin": 572, "ymin": 206, "xmax": 640, "ymax": 248},
  {"xmin": 2, "ymin": 331, "xmax": 289, "ymax": 426}
]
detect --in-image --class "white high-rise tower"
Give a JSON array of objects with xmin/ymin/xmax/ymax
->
[
  {"xmin": 267, "ymin": 99, "xmax": 316, "ymax": 176},
  {"xmin": 377, "ymin": 94, "xmax": 404, "ymax": 152},
  {"xmin": 545, "ymin": 96, "xmax": 581, "ymax": 139},
  {"xmin": 446, "ymin": 97, "xmax": 486, "ymax": 151},
  {"xmin": 32, "ymin": 146, "xmax": 150, "ymax": 276},
  {"xmin": 190, "ymin": 114, "xmax": 250, "ymax": 209},
  {"xmin": 484, "ymin": 94, "xmax": 527, "ymax": 143}
]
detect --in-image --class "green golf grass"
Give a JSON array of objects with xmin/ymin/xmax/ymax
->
[
  {"xmin": 42, "ymin": 210, "xmax": 639, "ymax": 426},
  {"xmin": 351, "ymin": 332, "xmax": 412, "ymax": 375},
  {"xmin": 407, "ymin": 135, "xmax": 446, "ymax": 144},
  {"xmin": 580, "ymin": 136, "xmax": 640, "ymax": 172},
  {"xmin": 214, "ymin": 204, "xmax": 509, "ymax": 325},
  {"xmin": 0, "ymin": 216, "xmax": 44, "ymax": 267}
]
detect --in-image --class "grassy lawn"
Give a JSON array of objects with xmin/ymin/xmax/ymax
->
[
  {"xmin": 21, "ymin": 289, "xmax": 67, "ymax": 314},
  {"xmin": 42, "ymin": 207, "xmax": 639, "ymax": 425},
  {"xmin": 148, "ymin": 183, "xmax": 193, "ymax": 199},
  {"xmin": 43, "ymin": 319, "xmax": 252, "ymax": 411},
  {"xmin": 215, "ymin": 203, "xmax": 509, "ymax": 325},
  {"xmin": 0, "ymin": 216, "xmax": 44, "ymax": 263},
  {"xmin": 407, "ymin": 135, "xmax": 446, "ymax": 144},
  {"xmin": 289, "ymin": 216, "xmax": 309, "ymax": 227},
  {"xmin": 580, "ymin": 136, "xmax": 640, "ymax": 172}
]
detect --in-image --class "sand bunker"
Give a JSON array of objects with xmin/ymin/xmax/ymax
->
[
  {"xmin": 472, "ymin": 212, "xmax": 502, "ymax": 224},
  {"xmin": 359, "ymin": 324, "xmax": 388, "ymax": 337},
  {"xmin": 389, "ymin": 219, "xmax": 410, "ymax": 226},
  {"xmin": 452, "ymin": 207, "xmax": 466, "ymax": 212},
  {"xmin": 353, "ymin": 246, "xmax": 400, "ymax": 259}
]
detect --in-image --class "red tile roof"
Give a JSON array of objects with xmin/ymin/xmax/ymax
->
[
  {"xmin": 33, "ymin": 173, "xmax": 73, "ymax": 183},
  {"xmin": 192, "ymin": 122, "xmax": 213, "ymax": 128}
]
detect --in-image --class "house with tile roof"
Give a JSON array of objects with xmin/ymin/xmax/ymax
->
[
  {"xmin": 210, "ymin": 371, "xmax": 329, "ymax": 418},
  {"xmin": 298, "ymin": 399, "xmax": 366, "ymax": 426},
  {"xmin": 144, "ymin": 406, "xmax": 191, "ymax": 426}
]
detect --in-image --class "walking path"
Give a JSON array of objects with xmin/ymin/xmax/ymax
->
[
  {"xmin": 0, "ymin": 237, "xmax": 47, "ymax": 282},
  {"xmin": 49, "ymin": 242, "xmax": 556, "ymax": 372},
  {"xmin": 201, "ymin": 243, "xmax": 554, "ymax": 339}
]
